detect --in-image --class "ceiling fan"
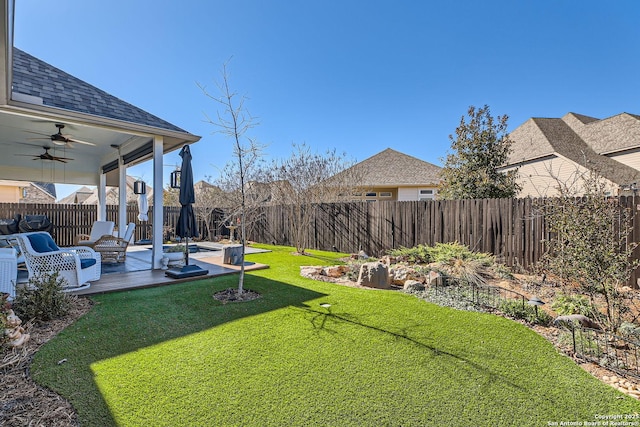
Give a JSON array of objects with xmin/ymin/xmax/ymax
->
[
  {"xmin": 26, "ymin": 123, "xmax": 96, "ymax": 147},
  {"xmin": 16, "ymin": 146, "xmax": 74, "ymax": 163}
]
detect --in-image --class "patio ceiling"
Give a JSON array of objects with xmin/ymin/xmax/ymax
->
[
  {"xmin": 0, "ymin": 107, "xmax": 195, "ymax": 186},
  {"xmin": 0, "ymin": 9, "xmax": 200, "ymax": 188}
]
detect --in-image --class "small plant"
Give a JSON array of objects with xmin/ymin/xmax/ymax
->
[
  {"xmin": 618, "ymin": 322, "xmax": 640, "ymax": 340},
  {"xmin": 492, "ymin": 263, "xmax": 514, "ymax": 280},
  {"xmin": 551, "ymin": 294, "xmax": 596, "ymax": 317},
  {"xmin": 13, "ymin": 271, "xmax": 71, "ymax": 322},
  {"xmin": 1, "ymin": 292, "xmax": 11, "ymax": 346},
  {"xmin": 165, "ymin": 244, "xmax": 186, "ymax": 253},
  {"xmin": 499, "ymin": 299, "xmax": 553, "ymax": 326}
]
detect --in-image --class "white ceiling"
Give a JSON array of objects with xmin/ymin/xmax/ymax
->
[{"xmin": 0, "ymin": 108, "xmax": 188, "ymax": 186}]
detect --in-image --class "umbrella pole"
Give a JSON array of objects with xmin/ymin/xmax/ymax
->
[{"xmin": 185, "ymin": 236, "xmax": 189, "ymax": 265}]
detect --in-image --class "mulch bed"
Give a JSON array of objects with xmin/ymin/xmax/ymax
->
[{"xmin": 1, "ymin": 296, "xmax": 92, "ymax": 427}]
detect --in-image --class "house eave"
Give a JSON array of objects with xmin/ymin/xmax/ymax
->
[{"xmin": 2, "ymin": 100, "xmax": 200, "ymax": 143}]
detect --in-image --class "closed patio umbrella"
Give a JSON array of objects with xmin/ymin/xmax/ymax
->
[{"xmin": 167, "ymin": 145, "xmax": 207, "ymax": 278}]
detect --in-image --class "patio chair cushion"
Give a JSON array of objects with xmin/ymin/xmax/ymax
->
[
  {"xmin": 27, "ymin": 233, "xmax": 60, "ymax": 253},
  {"xmin": 80, "ymin": 258, "xmax": 97, "ymax": 269}
]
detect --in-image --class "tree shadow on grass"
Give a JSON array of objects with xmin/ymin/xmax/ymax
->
[
  {"xmin": 296, "ymin": 303, "xmax": 538, "ymax": 396},
  {"xmin": 31, "ymin": 275, "xmax": 327, "ymax": 427}
]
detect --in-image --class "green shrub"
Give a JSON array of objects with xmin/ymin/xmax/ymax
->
[
  {"xmin": 551, "ymin": 294, "xmax": 595, "ymax": 317},
  {"xmin": 388, "ymin": 242, "xmax": 495, "ymax": 266},
  {"xmin": 13, "ymin": 271, "xmax": 71, "ymax": 322},
  {"xmin": 618, "ymin": 322, "xmax": 640, "ymax": 340},
  {"xmin": 499, "ymin": 299, "xmax": 553, "ymax": 326},
  {"xmin": 428, "ymin": 242, "xmax": 494, "ymax": 265},
  {"xmin": 388, "ymin": 244, "xmax": 432, "ymax": 264}
]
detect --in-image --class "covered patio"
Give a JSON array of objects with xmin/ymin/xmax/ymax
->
[
  {"xmin": 12, "ymin": 242, "xmax": 269, "ymax": 295},
  {"xmin": 0, "ymin": 0, "xmax": 200, "ymax": 273},
  {"xmin": 70, "ymin": 244, "xmax": 269, "ymax": 295}
]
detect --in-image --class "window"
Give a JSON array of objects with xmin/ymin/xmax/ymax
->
[
  {"xmin": 380, "ymin": 192, "xmax": 392, "ymax": 198},
  {"xmin": 365, "ymin": 192, "xmax": 377, "ymax": 197},
  {"xmin": 418, "ymin": 188, "xmax": 436, "ymax": 201}
]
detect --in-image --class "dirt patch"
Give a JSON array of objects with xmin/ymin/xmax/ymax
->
[{"xmin": 1, "ymin": 296, "xmax": 92, "ymax": 427}]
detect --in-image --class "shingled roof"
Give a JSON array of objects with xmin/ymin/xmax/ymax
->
[
  {"xmin": 11, "ymin": 48, "xmax": 186, "ymax": 132},
  {"xmin": 333, "ymin": 148, "xmax": 442, "ymax": 187},
  {"xmin": 508, "ymin": 112, "xmax": 640, "ymax": 186}
]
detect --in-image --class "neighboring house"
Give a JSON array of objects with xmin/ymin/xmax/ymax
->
[
  {"xmin": 503, "ymin": 112, "xmax": 640, "ymax": 197},
  {"xmin": 332, "ymin": 148, "xmax": 442, "ymax": 201},
  {"xmin": 0, "ymin": 180, "xmax": 56, "ymax": 203},
  {"xmin": 58, "ymin": 176, "xmax": 153, "ymax": 205}
]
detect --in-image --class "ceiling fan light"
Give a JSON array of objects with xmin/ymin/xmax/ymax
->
[{"xmin": 52, "ymin": 140, "xmax": 66, "ymax": 146}]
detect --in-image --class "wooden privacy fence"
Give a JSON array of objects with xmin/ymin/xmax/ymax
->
[
  {"xmin": 249, "ymin": 197, "xmax": 640, "ymax": 284},
  {"xmin": 2, "ymin": 197, "xmax": 640, "ymax": 284},
  {"xmin": 250, "ymin": 198, "xmax": 549, "ymax": 269},
  {"xmin": 0, "ymin": 203, "xmax": 224, "ymax": 247}
]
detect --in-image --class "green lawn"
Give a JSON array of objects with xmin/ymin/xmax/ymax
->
[{"xmin": 32, "ymin": 244, "xmax": 640, "ymax": 426}]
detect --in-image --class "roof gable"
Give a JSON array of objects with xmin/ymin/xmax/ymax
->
[
  {"xmin": 336, "ymin": 148, "xmax": 442, "ymax": 187},
  {"xmin": 508, "ymin": 113, "xmax": 640, "ymax": 186},
  {"xmin": 11, "ymin": 48, "xmax": 186, "ymax": 132}
]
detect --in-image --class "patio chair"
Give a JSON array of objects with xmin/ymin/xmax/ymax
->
[
  {"xmin": 93, "ymin": 222, "xmax": 135, "ymax": 263},
  {"xmin": 15, "ymin": 232, "xmax": 101, "ymax": 292},
  {"xmin": 75, "ymin": 220, "xmax": 115, "ymax": 248}
]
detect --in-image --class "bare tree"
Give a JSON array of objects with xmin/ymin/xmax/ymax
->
[
  {"xmin": 193, "ymin": 179, "xmax": 226, "ymax": 241},
  {"xmin": 538, "ymin": 166, "xmax": 640, "ymax": 332},
  {"xmin": 199, "ymin": 62, "xmax": 266, "ymax": 295},
  {"xmin": 265, "ymin": 142, "xmax": 363, "ymax": 254}
]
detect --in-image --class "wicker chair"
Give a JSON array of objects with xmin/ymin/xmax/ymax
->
[
  {"xmin": 15, "ymin": 232, "xmax": 101, "ymax": 292},
  {"xmin": 0, "ymin": 247, "xmax": 17, "ymax": 300},
  {"xmin": 93, "ymin": 222, "xmax": 135, "ymax": 263},
  {"xmin": 75, "ymin": 220, "xmax": 115, "ymax": 247}
]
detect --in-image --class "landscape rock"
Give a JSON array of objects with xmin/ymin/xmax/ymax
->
[
  {"xmin": 390, "ymin": 265, "xmax": 424, "ymax": 285},
  {"xmin": 426, "ymin": 270, "xmax": 442, "ymax": 286},
  {"xmin": 300, "ymin": 266, "xmax": 323, "ymax": 279},
  {"xmin": 403, "ymin": 280, "xmax": 425, "ymax": 292},
  {"xmin": 324, "ymin": 265, "xmax": 349, "ymax": 278},
  {"xmin": 357, "ymin": 262, "xmax": 390, "ymax": 289}
]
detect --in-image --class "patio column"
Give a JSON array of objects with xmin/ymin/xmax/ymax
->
[
  {"xmin": 118, "ymin": 151, "xmax": 127, "ymax": 237},
  {"xmin": 97, "ymin": 172, "xmax": 107, "ymax": 221},
  {"xmin": 151, "ymin": 135, "xmax": 164, "ymax": 269}
]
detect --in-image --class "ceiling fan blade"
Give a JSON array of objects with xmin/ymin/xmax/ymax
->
[
  {"xmin": 23, "ymin": 130, "xmax": 50, "ymax": 137},
  {"xmin": 69, "ymin": 138, "xmax": 96, "ymax": 147}
]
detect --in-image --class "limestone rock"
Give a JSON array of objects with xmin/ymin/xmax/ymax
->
[
  {"xmin": 390, "ymin": 266, "xmax": 423, "ymax": 286},
  {"xmin": 403, "ymin": 280, "xmax": 425, "ymax": 292},
  {"xmin": 357, "ymin": 262, "xmax": 390, "ymax": 289},
  {"xmin": 324, "ymin": 265, "xmax": 349, "ymax": 278}
]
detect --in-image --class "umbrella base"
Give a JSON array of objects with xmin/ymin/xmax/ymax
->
[{"xmin": 165, "ymin": 264, "xmax": 209, "ymax": 279}]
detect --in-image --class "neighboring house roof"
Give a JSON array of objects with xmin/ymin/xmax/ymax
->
[
  {"xmin": 57, "ymin": 186, "xmax": 94, "ymax": 204},
  {"xmin": 333, "ymin": 148, "xmax": 442, "ymax": 187},
  {"xmin": 32, "ymin": 182, "xmax": 56, "ymax": 199},
  {"xmin": 59, "ymin": 176, "xmax": 153, "ymax": 205},
  {"xmin": 507, "ymin": 112, "xmax": 640, "ymax": 186},
  {"xmin": 12, "ymin": 48, "xmax": 186, "ymax": 133}
]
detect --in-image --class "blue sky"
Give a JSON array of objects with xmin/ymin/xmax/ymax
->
[{"xmin": 13, "ymin": 0, "xmax": 640, "ymax": 199}]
